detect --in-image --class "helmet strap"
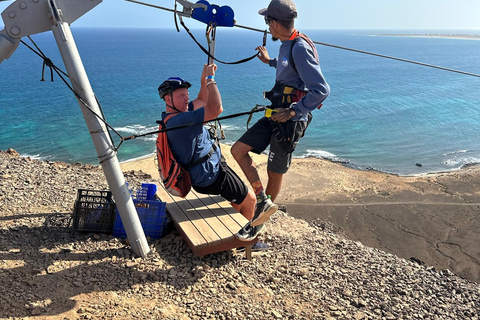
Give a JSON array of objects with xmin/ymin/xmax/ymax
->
[{"xmin": 166, "ymin": 92, "xmax": 182, "ymax": 113}]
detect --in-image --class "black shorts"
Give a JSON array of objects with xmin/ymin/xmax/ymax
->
[
  {"xmin": 237, "ymin": 116, "xmax": 310, "ymax": 174},
  {"xmin": 192, "ymin": 164, "xmax": 248, "ymax": 205}
]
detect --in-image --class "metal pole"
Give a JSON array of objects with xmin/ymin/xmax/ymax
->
[{"xmin": 51, "ymin": 22, "xmax": 150, "ymax": 258}]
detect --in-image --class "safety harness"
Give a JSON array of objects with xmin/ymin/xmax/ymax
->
[{"xmin": 263, "ymin": 82, "xmax": 308, "ymax": 110}]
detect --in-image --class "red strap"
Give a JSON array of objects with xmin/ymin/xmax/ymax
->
[
  {"xmin": 288, "ymin": 29, "xmax": 299, "ymax": 41},
  {"xmin": 163, "ymin": 113, "xmax": 177, "ymax": 124},
  {"xmin": 289, "ymin": 30, "xmax": 319, "ymax": 63}
]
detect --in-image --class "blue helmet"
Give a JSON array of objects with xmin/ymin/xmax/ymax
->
[{"xmin": 158, "ymin": 77, "xmax": 192, "ymax": 99}]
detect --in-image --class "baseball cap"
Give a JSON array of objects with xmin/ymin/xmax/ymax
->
[{"xmin": 258, "ymin": 0, "xmax": 297, "ymax": 21}]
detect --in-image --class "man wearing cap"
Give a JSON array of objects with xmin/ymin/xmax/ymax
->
[
  {"xmin": 231, "ymin": 0, "xmax": 330, "ymax": 231},
  {"xmin": 158, "ymin": 64, "xmax": 260, "ymax": 241}
]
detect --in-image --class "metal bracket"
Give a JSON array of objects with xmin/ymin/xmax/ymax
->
[
  {"xmin": 175, "ymin": 0, "xmax": 207, "ymax": 18},
  {"xmin": 1, "ymin": 0, "xmax": 102, "ymax": 39},
  {"xmin": 47, "ymin": 0, "xmax": 67, "ymax": 41},
  {"xmin": 0, "ymin": 28, "xmax": 20, "ymax": 63},
  {"xmin": 206, "ymin": 23, "xmax": 216, "ymax": 64}
]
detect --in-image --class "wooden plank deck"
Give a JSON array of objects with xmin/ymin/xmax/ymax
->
[{"xmin": 156, "ymin": 186, "xmax": 256, "ymax": 258}]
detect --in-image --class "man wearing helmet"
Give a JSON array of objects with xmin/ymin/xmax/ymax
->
[{"xmin": 158, "ymin": 64, "xmax": 260, "ymax": 241}]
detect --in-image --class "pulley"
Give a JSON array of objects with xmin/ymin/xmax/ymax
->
[{"xmin": 191, "ymin": 0, "xmax": 234, "ymax": 27}]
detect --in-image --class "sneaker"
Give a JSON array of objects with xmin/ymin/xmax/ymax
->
[
  {"xmin": 236, "ymin": 242, "xmax": 269, "ymax": 253},
  {"xmin": 251, "ymin": 196, "xmax": 278, "ymax": 227},
  {"xmin": 234, "ymin": 221, "xmax": 266, "ymax": 242}
]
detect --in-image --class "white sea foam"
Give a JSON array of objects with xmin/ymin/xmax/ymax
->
[
  {"xmin": 115, "ymin": 124, "xmax": 149, "ymax": 133},
  {"xmin": 120, "ymin": 152, "xmax": 156, "ymax": 163},
  {"xmin": 296, "ymin": 149, "xmax": 347, "ymax": 163},
  {"xmin": 222, "ymin": 124, "xmax": 243, "ymax": 131},
  {"xmin": 115, "ymin": 124, "xmax": 158, "ymax": 141},
  {"xmin": 19, "ymin": 153, "xmax": 48, "ymax": 161},
  {"xmin": 443, "ymin": 156, "xmax": 480, "ymax": 167},
  {"xmin": 444, "ymin": 150, "xmax": 468, "ymax": 156},
  {"xmin": 114, "ymin": 123, "xmax": 241, "ymax": 142}
]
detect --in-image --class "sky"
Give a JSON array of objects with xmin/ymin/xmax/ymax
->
[{"xmin": 1, "ymin": 0, "xmax": 480, "ymax": 30}]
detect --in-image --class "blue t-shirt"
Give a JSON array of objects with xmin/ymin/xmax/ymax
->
[{"xmin": 162, "ymin": 108, "xmax": 221, "ymax": 187}]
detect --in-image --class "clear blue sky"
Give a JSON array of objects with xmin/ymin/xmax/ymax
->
[{"xmin": 1, "ymin": 0, "xmax": 480, "ymax": 30}]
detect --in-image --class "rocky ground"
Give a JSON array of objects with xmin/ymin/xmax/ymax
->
[{"xmin": 0, "ymin": 149, "xmax": 479, "ymax": 319}]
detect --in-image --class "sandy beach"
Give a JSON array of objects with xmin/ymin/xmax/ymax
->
[{"xmin": 121, "ymin": 144, "xmax": 480, "ymax": 283}]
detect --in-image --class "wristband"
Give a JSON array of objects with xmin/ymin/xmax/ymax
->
[
  {"xmin": 289, "ymin": 102, "xmax": 297, "ymax": 117},
  {"xmin": 206, "ymin": 75, "xmax": 214, "ymax": 80},
  {"xmin": 206, "ymin": 81, "xmax": 217, "ymax": 87}
]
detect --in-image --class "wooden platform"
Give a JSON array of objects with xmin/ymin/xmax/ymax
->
[{"xmin": 156, "ymin": 187, "xmax": 257, "ymax": 258}]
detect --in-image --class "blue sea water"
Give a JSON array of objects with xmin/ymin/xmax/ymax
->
[{"xmin": 1, "ymin": 28, "xmax": 480, "ymax": 176}]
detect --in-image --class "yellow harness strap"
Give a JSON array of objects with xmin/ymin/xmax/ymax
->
[{"xmin": 265, "ymin": 108, "xmax": 277, "ymax": 118}]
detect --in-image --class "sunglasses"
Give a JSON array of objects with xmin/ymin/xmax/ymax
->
[{"xmin": 264, "ymin": 16, "xmax": 275, "ymax": 25}]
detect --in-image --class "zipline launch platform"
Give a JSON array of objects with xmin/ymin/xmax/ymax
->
[{"xmin": 156, "ymin": 187, "xmax": 257, "ymax": 259}]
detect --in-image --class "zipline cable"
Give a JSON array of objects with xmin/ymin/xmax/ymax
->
[
  {"xmin": 234, "ymin": 25, "xmax": 480, "ymax": 79},
  {"xmin": 121, "ymin": 105, "xmax": 267, "ymax": 141},
  {"xmin": 312, "ymin": 40, "xmax": 480, "ymax": 79},
  {"xmin": 122, "ymin": 0, "xmax": 480, "ymax": 79},
  {"xmin": 123, "ymin": 0, "xmax": 175, "ymax": 13},
  {"xmin": 20, "ymin": 36, "xmax": 268, "ymax": 148}
]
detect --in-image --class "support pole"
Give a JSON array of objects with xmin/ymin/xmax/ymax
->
[
  {"xmin": 1, "ymin": 0, "xmax": 149, "ymax": 257},
  {"xmin": 51, "ymin": 22, "xmax": 150, "ymax": 258}
]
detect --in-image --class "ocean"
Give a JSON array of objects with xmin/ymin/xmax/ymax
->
[{"xmin": 1, "ymin": 28, "xmax": 480, "ymax": 176}]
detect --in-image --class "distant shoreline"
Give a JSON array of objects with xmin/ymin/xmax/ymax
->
[
  {"xmin": 375, "ymin": 33, "xmax": 480, "ymax": 40},
  {"xmin": 118, "ymin": 145, "xmax": 480, "ymax": 180}
]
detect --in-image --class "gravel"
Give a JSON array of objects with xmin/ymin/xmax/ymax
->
[{"xmin": 1, "ymin": 149, "xmax": 479, "ymax": 319}]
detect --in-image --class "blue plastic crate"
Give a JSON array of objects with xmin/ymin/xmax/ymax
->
[
  {"xmin": 112, "ymin": 199, "xmax": 169, "ymax": 239},
  {"xmin": 135, "ymin": 183, "xmax": 158, "ymax": 200}
]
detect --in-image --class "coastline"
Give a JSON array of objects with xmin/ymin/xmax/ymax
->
[
  {"xmin": 375, "ymin": 33, "xmax": 480, "ymax": 40},
  {"xmin": 121, "ymin": 144, "xmax": 480, "ymax": 283},
  {"xmin": 119, "ymin": 144, "xmax": 480, "ymax": 179}
]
